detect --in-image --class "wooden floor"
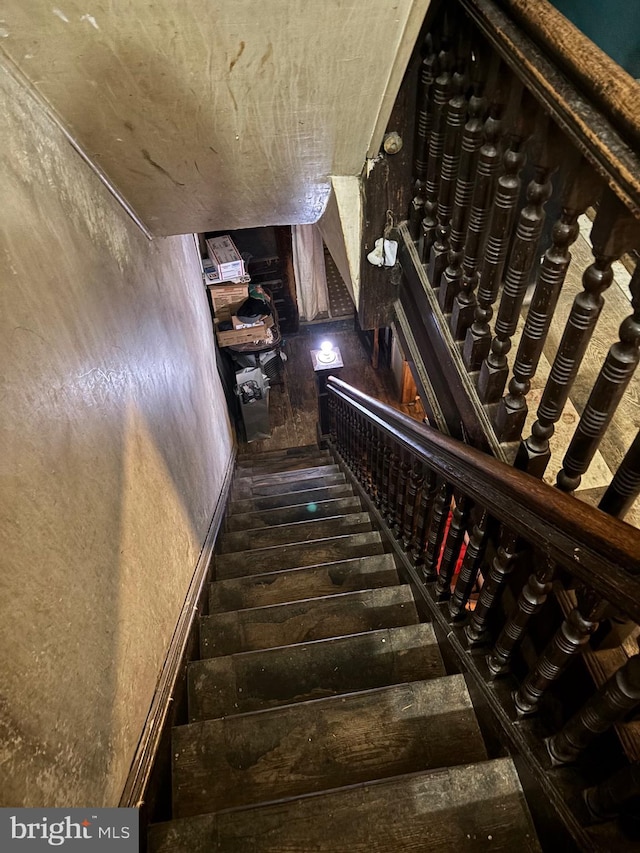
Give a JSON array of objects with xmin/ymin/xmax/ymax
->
[{"xmin": 240, "ymin": 323, "xmax": 399, "ymax": 453}]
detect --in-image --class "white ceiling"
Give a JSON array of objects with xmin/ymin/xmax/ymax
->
[{"xmin": 1, "ymin": 1, "xmax": 429, "ymax": 235}]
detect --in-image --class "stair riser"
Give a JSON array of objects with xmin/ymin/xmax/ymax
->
[
  {"xmin": 229, "ymin": 484, "xmax": 354, "ymax": 514},
  {"xmin": 219, "ymin": 512, "xmax": 373, "ymax": 553},
  {"xmin": 188, "ymin": 623, "xmax": 445, "ymax": 720},
  {"xmin": 224, "ymin": 496, "xmax": 362, "ymax": 532},
  {"xmin": 236, "ymin": 456, "xmax": 332, "ymax": 476},
  {"xmin": 172, "ymin": 676, "xmax": 486, "ymax": 817},
  {"xmin": 200, "ymin": 586, "xmax": 418, "ymax": 657},
  {"xmin": 215, "ymin": 531, "xmax": 384, "ymax": 580},
  {"xmin": 233, "ymin": 464, "xmax": 339, "ymax": 489},
  {"xmin": 209, "ymin": 554, "xmax": 399, "ymax": 611},
  {"xmin": 231, "ymin": 472, "xmax": 345, "ymax": 500},
  {"xmin": 150, "ymin": 759, "xmax": 541, "ymax": 853}
]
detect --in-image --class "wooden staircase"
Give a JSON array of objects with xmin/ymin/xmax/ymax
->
[{"xmin": 148, "ymin": 445, "xmax": 541, "ymax": 852}]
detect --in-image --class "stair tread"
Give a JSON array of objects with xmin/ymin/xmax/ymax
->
[
  {"xmin": 215, "ymin": 530, "xmax": 384, "ymax": 580},
  {"xmin": 219, "ymin": 511, "xmax": 373, "ymax": 553},
  {"xmin": 225, "ymin": 495, "xmax": 363, "ymax": 531},
  {"xmin": 229, "ymin": 482, "xmax": 355, "ymax": 514},
  {"xmin": 237, "ymin": 444, "xmax": 324, "ymax": 463},
  {"xmin": 231, "ymin": 471, "xmax": 346, "ymax": 500},
  {"xmin": 151, "ymin": 758, "xmax": 541, "ymax": 852},
  {"xmin": 172, "ymin": 674, "xmax": 487, "ymax": 817},
  {"xmin": 233, "ymin": 463, "xmax": 340, "ymax": 487},
  {"xmin": 237, "ymin": 454, "xmax": 332, "ymax": 472},
  {"xmin": 188, "ymin": 623, "xmax": 445, "ymax": 721},
  {"xmin": 209, "ymin": 553, "xmax": 399, "ymax": 611},
  {"xmin": 200, "ymin": 584, "xmax": 418, "ymax": 657}
]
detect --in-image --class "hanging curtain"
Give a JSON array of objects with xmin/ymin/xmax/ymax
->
[{"xmin": 291, "ymin": 224, "xmax": 329, "ymax": 321}]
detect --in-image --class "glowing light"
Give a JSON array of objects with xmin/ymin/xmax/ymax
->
[
  {"xmin": 317, "ymin": 340, "xmax": 337, "ymax": 364},
  {"xmin": 307, "ymin": 502, "xmax": 318, "ymax": 513}
]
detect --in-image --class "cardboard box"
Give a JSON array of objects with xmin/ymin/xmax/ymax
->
[
  {"xmin": 232, "ymin": 315, "xmax": 267, "ymax": 331},
  {"xmin": 207, "ymin": 283, "xmax": 248, "ymax": 321},
  {"xmin": 215, "ymin": 316, "xmax": 274, "ymax": 348},
  {"xmin": 206, "ymin": 235, "xmax": 246, "ymax": 282}
]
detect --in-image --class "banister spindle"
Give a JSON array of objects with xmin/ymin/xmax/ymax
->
[
  {"xmin": 599, "ymin": 429, "xmax": 640, "ymax": 519},
  {"xmin": 411, "ymin": 467, "xmax": 439, "ymax": 572},
  {"xmin": 487, "ymin": 555, "xmax": 555, "ymax": 677},
  {"xmin": 546, "ymin": 655, "xmax": 640, "ymax": 765},
  {"xmin": 435, "ymin": 492, "xmax": 472, "ymax": 601},
  {"xmin": 423, "ymin": 480, "xmax": 453, "ymax": 582},
  {"xmin": 409, "ymin": 35, "xmax": 437, "ymax": 242},
  {"xmin": 465, "ymin": 526, "xmax": 519, "ymax": 647},
  {"xmin": 372, "ymin": 425, "xmax": 385, "ymax": 503},
  {"xmin": 386, "ymin": 443, "xmax": 401, "ymax": 527},
  {"xmin": 421, "ymin": 34, "xmax": 454, "ymax": 262},
  {"xmin": 439, "ymin": 49, "xmax": 488, "ymax": 313},
  {"xmin": 517, "ymin": 189, "xmax": 640, "ymax": 477},
  {"xmin": 379, "ymin": 440, "xmax": 392, "ymax": 519},
  {"xmin": 463, "ymin": 89, "xmax": 533, "ymax": 372},
  {"xmin": 449, "ymin": 508, "xmax": 490, "ymax": 621},
  {"xmin": 583, "ymin": 765, "xmax": 640, "ymax": 822},
  {"xmin": 557, "ymin": 263, "xmax": 640, "ymax": 492},
  {"xmin": 450, "ymin": 82, "xmax": 504, "ymax": 340},
  {"xmin": 430, "ymin": 54, "xmax": 468, "ymax": 292},
  {"xmin": 505, "ymin": 160, "xmax": 603, "ymax": 456},
  {"xmin": 393, "ymin": 452, "xmax": 411, "ymax": 538},
  {"xmin": 514, "ymin": 586, "xmax": 608, "ymax": 716},
  {"xmin": 401, "ymin": 458, "xmax": 424, "ymax": 549}
]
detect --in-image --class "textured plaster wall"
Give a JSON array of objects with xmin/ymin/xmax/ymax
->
[{"xmin": 0, "ymin": 61, "xmax": 234, "ymax": 807}]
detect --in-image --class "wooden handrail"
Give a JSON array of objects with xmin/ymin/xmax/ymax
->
[
  {"xmin": 499, "ymin": 0, "xmax": 640, "ymax": 150},
  {"xmin": 458, "ymin": 0, "xmax": 640, "ymax": 217},
  {"xmin": 327, "ymin": 376, "xmax": 640, "ymax": 622}
]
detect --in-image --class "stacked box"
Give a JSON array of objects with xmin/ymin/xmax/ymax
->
[
  {"xmin": 215, "ymin": 316, "xmax": 274, "ymax": 347},
  {"xmin": 205, "ymin": 235, "xmax": 246, "ymax": 282},
  {"xmin": 207, "ymin": 283, "xmax": 248, "ymax": 321}
]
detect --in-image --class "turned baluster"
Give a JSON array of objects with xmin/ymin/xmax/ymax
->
[
  {"xmin": 361, "ymin": 418, "xmax": 373, "ymax": 496},
  {"xmin": 411, "ymin": 467, "xmax": 439, "ymax": 571},
  {"xmin": 514, "ymin": 586, "xmax": 608, "ymax": 716},
  {"xmin": 372, "ymin": 425, "xmax": 385, "ymax": 503},
  {"xmin": 364, "ymin": 419, "xmax": 378, "ymax": 498},
  {"xmin": 421, "ymin": 35, "xmax": 454, "ymax": 262},
  {"xmin": 356, "ymin": 412, "xmax": 369, "ymax": 488},
  {"xmin": 505, "ymin": 162, "xmax": 603, "ymax": 454},
  {"xmin": 599, "ymin": 429, "xmax": 640, "ymax": 519},
  {"xmin": 487, "ymin": 555, "xmax": 555, "ymax": 677},
  {"xmin": 386, "ymin": 443, "xmax": 401, "ymax": 527},
  {"xmin": 430, "ymin": 56, "xmax": 468, "ymax": 292},
  {"xmin": 546, "ymin": 655, "xmax": 640, "ymax": 765},
  {"xmin": 334, "ymin": 398, "xmax": 346, "ymax": 459},
  {"xmin": 423, "ymin": 481, "xmax": 453, "ymax": 582},
  {"xmin": 393, "ymin": 452, "xmax": 411, "ymax": 538},
  {"xmin": 379, "ymin": 440, "xmax": 392, "ymax": 519},
  {"xmin": 435, "ymin": 492, "xmax": 472, "ymax": 601},
  {"xmin": 463, "ymin": 96, "xmax": 534, "ymax": 372},
  {"xmin": 557, "ymin": 264, "xmax": 640, "ymax": 492},
  {"xmin": 465, "ymin": 526, "xmax": 520, "ymax": 647},
  {"xmin": 344, "ymin": 406, "xmax": 356, "ymax": 471},
  {"xmin": 328, "ymin": 392, "xmax": 337, "ymax": 445},
  {"xmin": 401, "ymin": 458, "xmax": 423, "ymax": 549},
  {"xmin": 449, "ymin": 508, "xmax": 490, "ymax": 622},
  {"xmin": 450, "ymin": 91, "xmax": 504, "ymax": 340},
  {"xmin": 516, "ymin": 189, "xmax": 640, "ymax": 476},
  {"xmin": 439, "ymin": 46, "xmax": 490, "ymax": 313},
  {"xmin": 409, "ymin": 35, "xmax": 437, "ymax": 242},
  {"xmin": 583, "ymin": 764, "xmax": 640, "ymax": 821}
]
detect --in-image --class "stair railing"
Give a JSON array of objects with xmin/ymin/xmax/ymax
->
[
  {"xmin": 399, "ymin": 0, "xmax": 640, "ymax": 507},
  {"xmin": 327, "ymin": 374, "xmax": 640, "ymax": 833}
]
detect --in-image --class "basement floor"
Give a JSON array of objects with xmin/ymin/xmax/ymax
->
[{"xmin": 240, "ymin": 322, "xmax": 402, "ymax": 453}]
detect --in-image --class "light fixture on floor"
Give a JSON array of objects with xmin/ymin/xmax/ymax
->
[{"xmin": 310, "ymin": 340, "xmax": 344, "ymax": 371}]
